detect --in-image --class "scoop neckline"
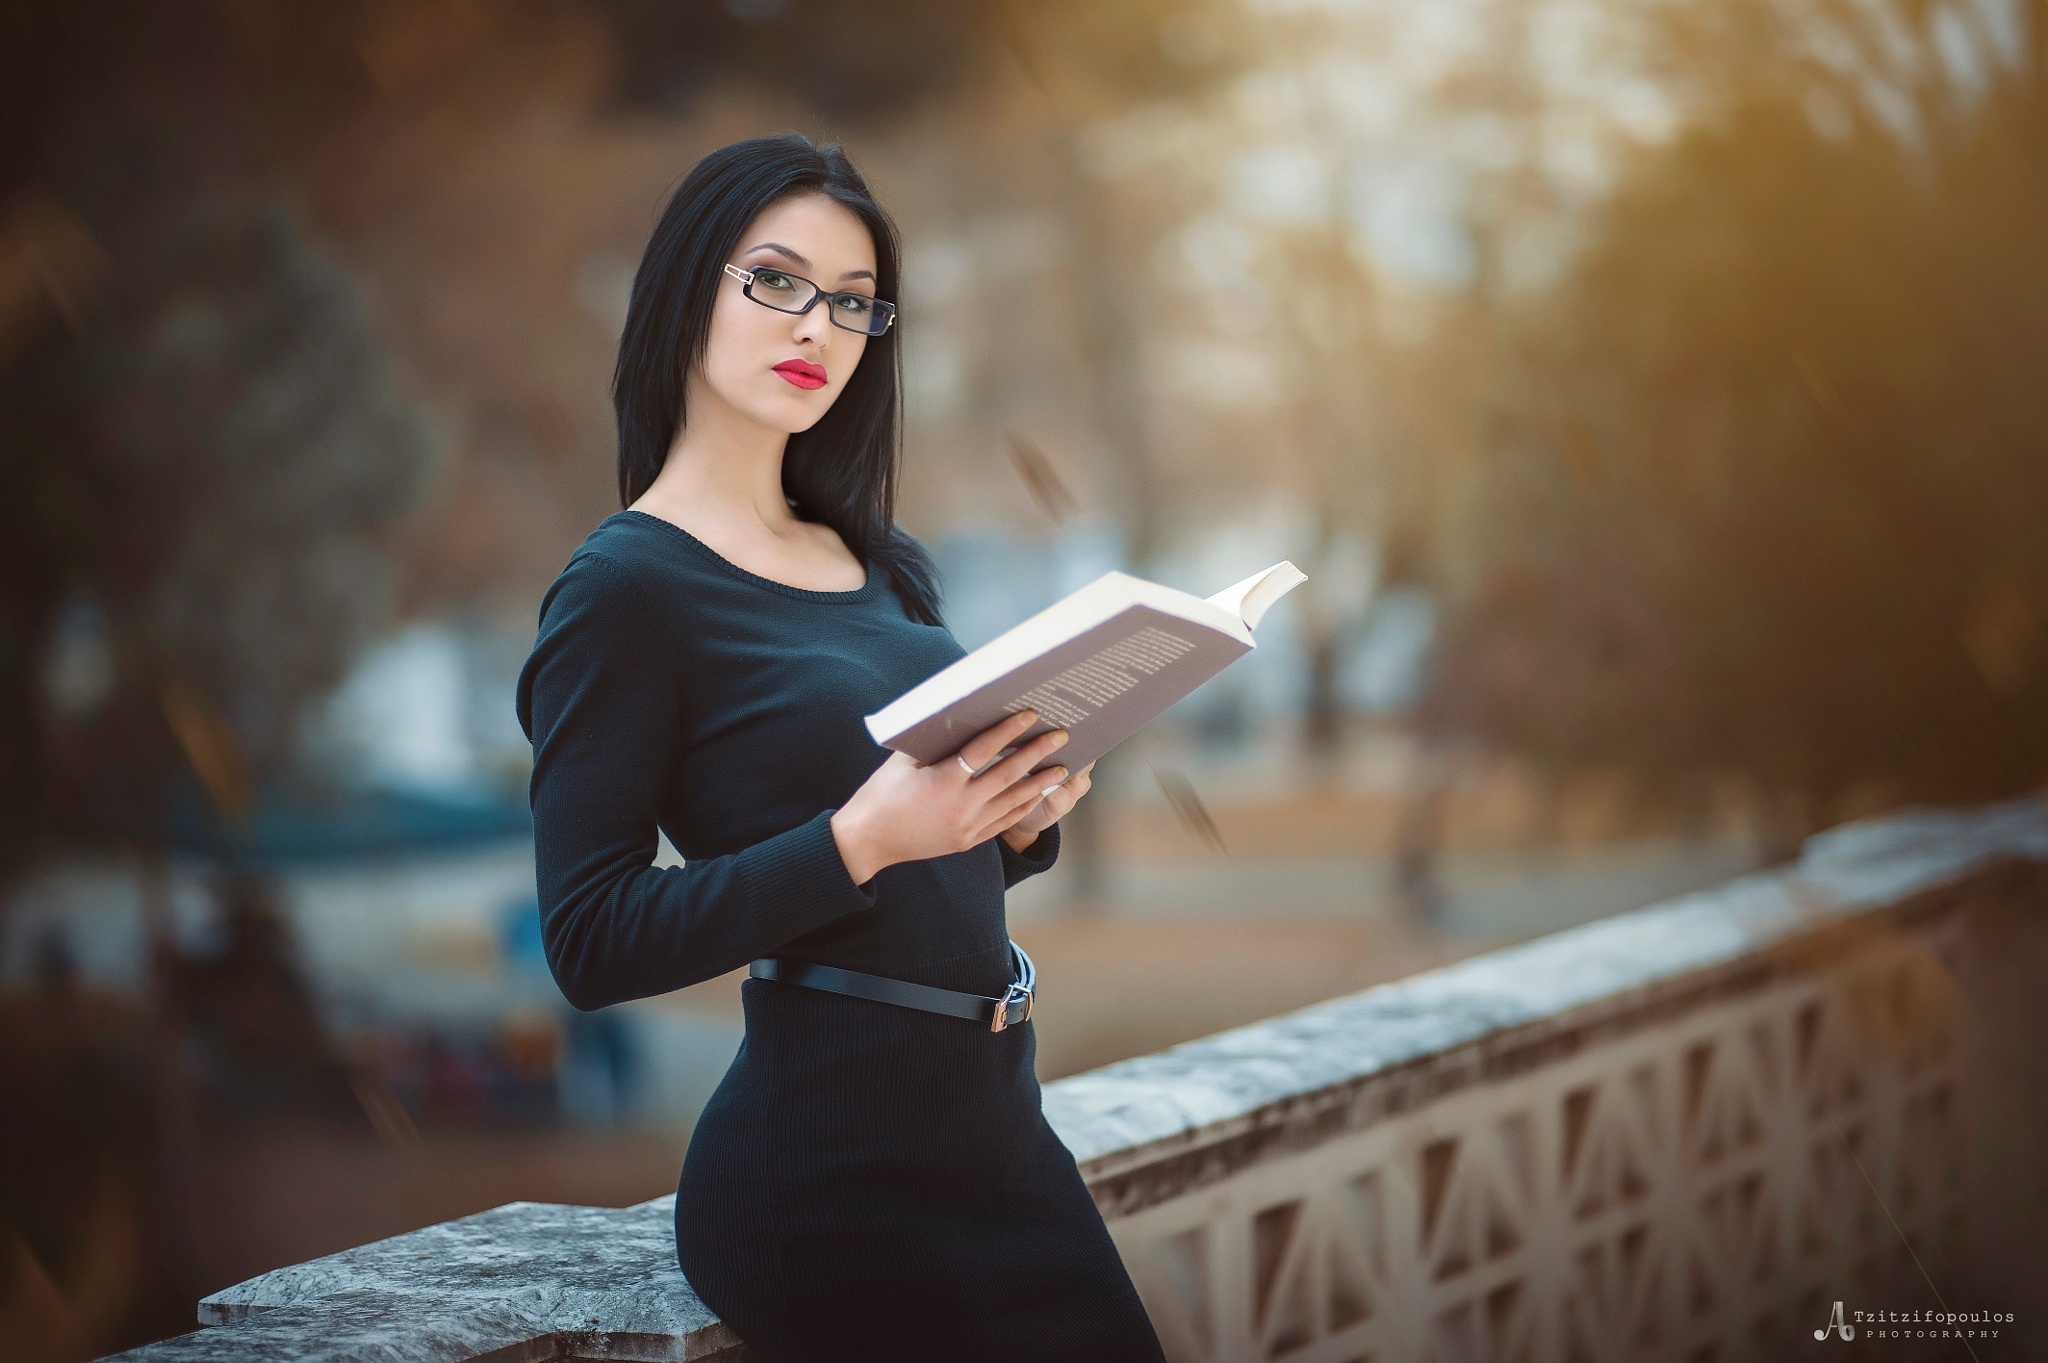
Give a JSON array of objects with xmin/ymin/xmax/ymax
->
[{"xmin": 615, "ymin": 509, "xmax": 883, "ymax": 604}]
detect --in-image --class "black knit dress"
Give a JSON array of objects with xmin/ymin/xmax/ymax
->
[{"xmin": 516, "ymin": 510, "xmax": 1165, "ymax": 1363}]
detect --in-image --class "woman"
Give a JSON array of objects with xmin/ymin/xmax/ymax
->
[{"xmin": 516, "ymin": 133, "xmax": 1166, "ymax": 1361}]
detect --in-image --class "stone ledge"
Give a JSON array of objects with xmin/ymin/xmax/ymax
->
[
  {"xmin": 115, "ymin": 1198, "xmax": 747, "ymax": 1362},
  {"xmin": 1040, "ymin": 795, "xmax": 2048, "ymax": 1179}
]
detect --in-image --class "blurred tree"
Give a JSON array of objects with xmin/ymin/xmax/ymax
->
[
  {"xmin": 1253, "ymin": 224, "xmax": 1389, "ymax": 757},
  {"xmin": 988, "ymin": 0, "xmax": 1255, "ymax": 569},
  {"xmin": 1426, "ymin": 0, "xmax": 2048, "ymax": 846},
  {"xmin": 5, "ymin": 190, "xmax": 441, "ymax": 861},
  {"xmin": 0, "ymin": 2, "xmax": 451, "ymax": 880}
]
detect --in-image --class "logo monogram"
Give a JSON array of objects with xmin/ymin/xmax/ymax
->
[{"xmin": 1815, "ymin": 1301, "xmax": 1857, "ymax": 1341}]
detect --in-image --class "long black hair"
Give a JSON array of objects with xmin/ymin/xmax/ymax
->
[{"xmin": 613, "ymin": 131, "xmax": 943, "ymax": 626}]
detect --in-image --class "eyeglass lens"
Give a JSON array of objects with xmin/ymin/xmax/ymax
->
[{"xmin": 746, "ymin": 267, "xmax": 894, "ymax": 336}]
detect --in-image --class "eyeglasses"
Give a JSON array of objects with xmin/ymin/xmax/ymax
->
[{"xmin": 722, "ymin": 262, "xmax": 897, "ymax": 336}]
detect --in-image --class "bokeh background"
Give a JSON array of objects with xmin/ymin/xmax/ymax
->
[{"xmin": 4, "ymin": 0, "xmax": 2045, "ymax": 1354}]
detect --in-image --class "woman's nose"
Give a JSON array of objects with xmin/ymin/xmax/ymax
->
[{"xmin": 791, "ymin": 306, "xmax": 828, "ymax": 349}]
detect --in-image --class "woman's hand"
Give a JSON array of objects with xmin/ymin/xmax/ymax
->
[
  {"xmin": 999, "ymin": 759, "xmax": 1094, "ymax": 852},
  {"xmin": 829, "ymin": 709, "xmax": 1074, "ymax": 886}
]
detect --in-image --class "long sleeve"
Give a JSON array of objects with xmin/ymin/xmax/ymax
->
[
  {"xmin": 516, "ymin": 552, "xmax": 878, "ymax": 1011},
  {"xmin": 997, "ymin": 820, "xmax": 1061, "ymax": 889}
]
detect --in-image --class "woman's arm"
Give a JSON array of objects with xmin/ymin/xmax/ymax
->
[
  {"xmin": 516, "ymin": 551, "xmax": 878, "ymax": 1011},
  {"xmin": 996, "ymin": 820, "xmax": 1060, "ymax": 889}
]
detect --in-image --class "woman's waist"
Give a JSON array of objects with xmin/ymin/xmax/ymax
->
[
  {"xmin": 766, "ymin": 916, "xmax": 1019, "ymax": 995},
  {"xmin": 735, "ymin": 973, "xmax": 1037, "ymax": 1069}
]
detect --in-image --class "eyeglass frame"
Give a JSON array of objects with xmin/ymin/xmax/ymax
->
[{"xmin": 721, "ymin": 262, "xmax": 897, "ymax": 335}]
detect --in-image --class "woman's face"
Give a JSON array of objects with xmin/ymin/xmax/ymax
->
[{"xmin": 693, "ymin": 191, "xmax": 880, "ymax": 435}]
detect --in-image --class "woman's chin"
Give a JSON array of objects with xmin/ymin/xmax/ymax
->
[{"xmin": 749, "ymin": 392, "xmax": 834, "ymax": 434}]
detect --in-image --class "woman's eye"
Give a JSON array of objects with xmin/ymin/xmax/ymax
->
[
  {"xmin": 835, "ymin": 295, "xmax": 871, "ymax": 313},
  {"xmin": 753, "ymin": 269, "xmax": 791, "ymax": 289}
]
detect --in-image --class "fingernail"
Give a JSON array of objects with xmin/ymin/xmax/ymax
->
[
  {"xmin": 1039, "ymin": 770, "xmax": 1068, "ymax": 795},
  {"xmin": 1052, "ymin": 730, "xmax": 1070, "ymax": 747}
]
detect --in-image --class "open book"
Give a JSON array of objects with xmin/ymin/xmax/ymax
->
[{"xmin": 864, "ymin": 561, "xmax": 1309, "ymax": 781}]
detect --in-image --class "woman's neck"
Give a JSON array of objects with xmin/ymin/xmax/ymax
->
[{"xmin": 634, "ymin": 390, "xmax": 797, "ymax": 537}]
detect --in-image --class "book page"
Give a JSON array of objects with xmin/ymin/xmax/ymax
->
[
  {"xmin": 875, "ymin": 604, "xmax": 1252, "ymax": 774},
  {"xmin": 866, "ymin": 570, "xmax": 1246, "ymax": 740},
  {"xmin": 1204, "ymin": 560, "xmax": 1308, "ymax": 631},
  {"xmin": 998, "ymin": 623, "xmax": 1200, "ymax": 730}
]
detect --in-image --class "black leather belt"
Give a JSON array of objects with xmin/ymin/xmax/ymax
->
[{"xmin": 750, "ymin": 941, "xmax": 1037, "ymax": 1032}]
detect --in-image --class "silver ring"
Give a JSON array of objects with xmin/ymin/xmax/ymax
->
[{"xmin": 956, "ymin": 753, "xmax": 978, "ymax": 777}]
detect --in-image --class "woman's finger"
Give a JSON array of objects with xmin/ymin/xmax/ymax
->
[
  {"xmin": 982, "ymin": 759, "xmax": 1090, "ymax": 842},
  {"xmin": 981, "ymin": 814, "xmax": 1039, "ymax": 846},
  {"xmin": 976, "ymin": 726, "xmax": 1068, "ymax": 793},
  {"xmin": 1046, "ymin": 770, "xmax": 1090, "ymax": 816},
  {"xmin": 955, "ymin": 709, "xmax": 1040, "ymax": 773},
  {"xmin": 975, "ymin": 787, "xmax": 1050, "ymax": 844},
  {"xmin": 994, "ymin": 761, "xmax": 1066, "ymax": 816}
]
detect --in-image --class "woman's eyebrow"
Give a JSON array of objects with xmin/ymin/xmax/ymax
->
[
  {"xmin": 745, "ymin": 241, "xmax": 811, "ymax": 269},
  {"xmin": 744, "ymin": 241, "xmax": 875, "ymax": 284}
]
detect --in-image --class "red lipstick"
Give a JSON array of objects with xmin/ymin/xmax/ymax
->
[{"xmin": 773, "ymin": 359, "xmax": 828, "ymax": 390}]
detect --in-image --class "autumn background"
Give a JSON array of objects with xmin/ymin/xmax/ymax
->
[{"xmin": 3, "ymin": 0, "xmax": 2045, "ymax": 1354}]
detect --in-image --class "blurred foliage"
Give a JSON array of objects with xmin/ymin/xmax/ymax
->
[
  {"xmin": 0, "ymin": 0, "xmax": 1227, "ymax": 886},
  {"xmin": 3, "ymin": 193, "xmax": 440, "ymax": 865},
  {"xmin": 1428, "ymin": 0, "xmax": 2048, "ymax": 828},
  {"xmin": 1, "ymin": 1, "xmax": 451, "ymax": 879},
  {"xmin": 594, "ymin": 0, "xmax": 994, "ymax": 117}
]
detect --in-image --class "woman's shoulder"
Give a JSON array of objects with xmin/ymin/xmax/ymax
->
[
  {"xmin": 575, "ymin": 510, "xmax": 692, "ymax": 570},
  {"xmin": 519, "ymin": 523, "xmax": 696, "ymax": 720},
  {"xmin": 540, "ymin": 514, "xmax": 693, "ymax": 621}
]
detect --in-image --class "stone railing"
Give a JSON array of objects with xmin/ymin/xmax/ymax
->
[{"xmin": 111, "ymin": 798, "xmax": 2048, "ymax": 1362}]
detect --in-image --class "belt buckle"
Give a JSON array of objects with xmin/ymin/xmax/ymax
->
[{"xmin": 990, "ymin": 981, "xmax": 1034, "ymax": 1033}]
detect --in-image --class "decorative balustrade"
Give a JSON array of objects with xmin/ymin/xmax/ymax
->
[{"xmin": 110, "ymin": 798, "xmax": 2048, "ymax": 1362}]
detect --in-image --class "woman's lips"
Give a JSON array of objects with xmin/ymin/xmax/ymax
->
[{"xmin": 773, "ymin": 359, "xmax": 828, "ymax": 390}]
